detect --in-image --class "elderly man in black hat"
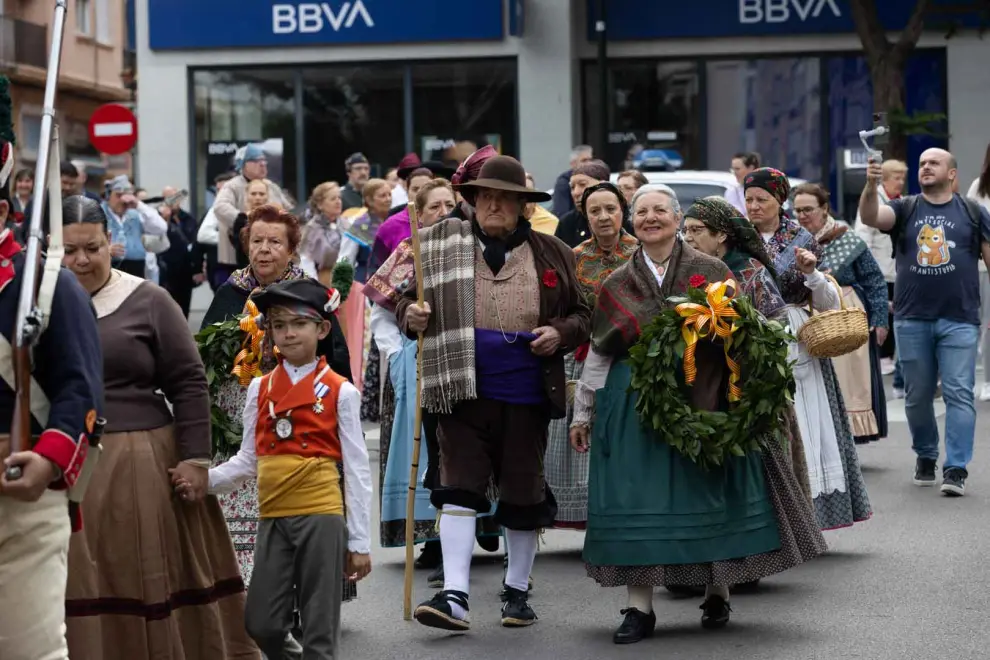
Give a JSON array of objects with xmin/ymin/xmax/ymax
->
[{"xmin": 385, "ymin": 155, "xmax": 591, "ymax": 631}]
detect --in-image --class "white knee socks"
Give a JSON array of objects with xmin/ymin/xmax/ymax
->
[
  {"xmin": 504, "ymin": 529, "xmax": 537, "ymax": 592},
  {"xmin": 626, "ymin": 585, "xmax": 654, "ymax": 613},
  {"xmin": 440, "ymin": 505, "xmax": 476, "ymax": 618}
]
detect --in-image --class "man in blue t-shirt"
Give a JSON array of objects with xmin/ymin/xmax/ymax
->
[{"xmin": 859, "ymin": 148, "xmax": 990, "ymax": 497}]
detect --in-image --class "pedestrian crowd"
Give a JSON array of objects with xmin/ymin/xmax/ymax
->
[{"xmin": 3, "ymin": 71, "xmax": 990, "ymax": 658}]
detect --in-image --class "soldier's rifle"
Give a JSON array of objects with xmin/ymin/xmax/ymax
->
[{"xmin": 6, "ymin": 0, "xmax": 69, "ymax": 480}]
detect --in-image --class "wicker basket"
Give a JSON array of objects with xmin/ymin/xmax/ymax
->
[{"xmin": 797, "ymin": 274, "xmax": 869, "ymax": 358}]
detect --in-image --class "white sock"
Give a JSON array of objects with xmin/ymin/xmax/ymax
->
[
  {"xmin": 705, "ymin": 585, "xmax": 730, "ymax": 601},
  {"xmin": 626, "ymin": 585, "xmax": 654, "ymax": 613},
  {"xmin": 440, "ymin": 504, "xmax": 476, "ymax": 619},
  {"xmin": 504, "ymin": 529, "xmax": 537, "ymax": 592}
]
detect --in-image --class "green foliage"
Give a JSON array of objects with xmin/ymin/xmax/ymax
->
[
  {"xmin": 889, "ymin": 108, "xmax": 949, "ymax": 139},
  {"xmin": 195, "ymin": 319, "xmax": 247, "ymax": 458},
  {"xmin": 332, "ymin": 260, "xmax": 355, "ymax": 301},
  {"xmin": 627, "ymin": 286, "xmax": 796, "ymax": 470},
  {"xmin": 0, "ymin": 76, "xmax": 14, "ymax": 145}
]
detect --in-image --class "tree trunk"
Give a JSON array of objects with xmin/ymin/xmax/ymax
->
[{"xmin": 870, "ymin": 55, "xmax": 908, "ymax": 163}]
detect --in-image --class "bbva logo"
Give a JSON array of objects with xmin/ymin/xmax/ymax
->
[{"xmin": 272, "ymin": 1, "xmax": 374, "ymax": 35}]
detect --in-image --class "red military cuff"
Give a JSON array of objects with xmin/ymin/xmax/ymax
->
[{"xmin": 33, "ymin": 429, "xmax": 88, "ymax": 489}]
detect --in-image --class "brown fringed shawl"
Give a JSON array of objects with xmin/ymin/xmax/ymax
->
[{"xmin": 592, "ymin": 238, "xmax": 732, "ymax": 357}]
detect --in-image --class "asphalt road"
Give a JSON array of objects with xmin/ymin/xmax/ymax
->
[{"xmin": 189, "ymin": 285, "xmax": 990, "ymax": 660}]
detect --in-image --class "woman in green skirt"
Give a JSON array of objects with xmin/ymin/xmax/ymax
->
[{"xmin": 569, "ymin": 185, "xmax": 826, "ymax": 644}]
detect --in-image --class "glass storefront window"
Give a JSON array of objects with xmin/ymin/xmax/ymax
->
[
  {"xmin": 411, "ymin": 59, "xmax": 517, "ymax": 166},
  {"xmin": 192, "ymin": 69, "xmax": 297, "ymax": 211},
  {"xmin": 706, "ymin": 57, "xmax": 822, "ymax": 183},
  {"xmin": 301, "ymin": 65, "xmax": 405, "ymax": 192},
  {"xmin": 583, "ymin": 60, "xmax": 701, "ymax": 174},
  {"xmin": 191, "ymin": 59, "xmax": 519, "ymax": 215}
]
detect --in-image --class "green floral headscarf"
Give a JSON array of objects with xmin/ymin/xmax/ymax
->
[{"xmin": 685, "ymin": 196, "xmax": 777, "ymax": 279}]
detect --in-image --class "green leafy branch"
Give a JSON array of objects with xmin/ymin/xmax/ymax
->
[{"xmin": 196, "ymin": 319, "xmax": 247, "ymax": 459}]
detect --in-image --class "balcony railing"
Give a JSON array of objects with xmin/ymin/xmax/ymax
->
[{"xmin": 0, "ymin": 17, "xmax": 49, "ymax": 70}]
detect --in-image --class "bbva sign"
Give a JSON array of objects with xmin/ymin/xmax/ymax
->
[{"xmin": 272, "ymin": 1, "xmax": 374, "ymax": 34}]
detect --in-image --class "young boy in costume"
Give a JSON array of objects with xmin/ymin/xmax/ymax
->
[{"xmin": 180, "ymin": 278, "xmax": 372, "ymax": 658}]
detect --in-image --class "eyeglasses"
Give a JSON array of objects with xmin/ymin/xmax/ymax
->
[{"xmin": 794, "ymin": 206, "xmax": 822, "ymax": 216}]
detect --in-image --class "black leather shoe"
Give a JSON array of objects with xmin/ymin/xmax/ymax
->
[
  {"xmin": 700, "ymin": 595, "xmax": 732, "ymax": 629},
  {"xmin": 613, "ymin": 607, "xmax": 656, "ymax": 644}
]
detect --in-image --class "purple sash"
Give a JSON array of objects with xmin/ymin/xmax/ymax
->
[{"xmin": 474, "ymin": 328, "xmax": 546, "ymax": 405}]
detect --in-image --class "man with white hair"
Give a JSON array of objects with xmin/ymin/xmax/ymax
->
[{"xmin": 551, "ymin": 144, "xmax": 594, "ymax": 218}]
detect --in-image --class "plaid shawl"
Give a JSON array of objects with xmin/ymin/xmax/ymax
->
[
  {"xmin": 414, "ymin": 218, "xmax": 478, "ymax": 413},
  {"xmin": 592, "ymin": 238, "xmax": 732, "ymax": 357}
]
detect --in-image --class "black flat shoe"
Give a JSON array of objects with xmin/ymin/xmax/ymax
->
[
  {"xmin": 700, "ymin": 595, "xmax": 732, "ymax": 629},
  {"xmin": 414, "ymin": 590, "xmax": 471, "ymax": 631},
  {"xmin": 613, "ymin": 608, "xmax": 656, "ymax": 644}
]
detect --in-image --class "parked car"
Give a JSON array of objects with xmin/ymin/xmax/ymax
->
[
  {"xmin": 609, "ymin": 170, "xmax": 807, "ymax": 214},
  {"xmin": 540, "ymin": 169, "xmax": 806, "ymax": 217}
]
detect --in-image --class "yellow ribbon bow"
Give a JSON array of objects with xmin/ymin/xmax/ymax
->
[
  {"xmin": 674, "ymin": 279, "xmax": 743, "ymax": 402},
  {"xmin": 231, "ymin": 300, "xmax": 266, "ymax": 386}
]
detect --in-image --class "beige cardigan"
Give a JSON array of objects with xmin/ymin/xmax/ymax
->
[{"xmin": 211, "ymin": 175, "xmax": 289, "ymax": 265}]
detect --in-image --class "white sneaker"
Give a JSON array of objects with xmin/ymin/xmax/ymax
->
[
  {"xmin": 881, "ymin": 358, "xmax": 896, "ymax": 375},
  {"xmin": 893, "ymin": 387, "xmax": 906, "ymax": 399},
  {"xmin": 979, "ymin": 383, "xmax": 990, "ymax": 402}
]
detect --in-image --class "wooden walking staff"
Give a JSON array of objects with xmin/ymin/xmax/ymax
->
[{"xmin": 403, "ymin": 202, "xmax": 426, "ymax": 620}]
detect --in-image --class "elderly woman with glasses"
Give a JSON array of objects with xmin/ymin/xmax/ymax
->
[
  {"xmin": 792, "ymin": 183, "xmax": 889, "ymax": 445},
  {"xmin": 546, "ymin": 182, "xmax": 638, "ymax": 531},
  {"xmin": 743, "ymin": 168, "xmax": 872, "ymax": 531}
]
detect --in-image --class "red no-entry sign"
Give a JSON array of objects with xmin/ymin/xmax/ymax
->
[{"xmin": 88, "ymin": 103, "xmax": 138, "ymax": 155}]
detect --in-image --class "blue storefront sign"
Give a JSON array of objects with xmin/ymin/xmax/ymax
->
[
  {"xmin": 590, "ymin": 0, "xmax": 983, "ymax": 40},
  {"xmin": 148, "ymin": 0, "xmax": 504, "ymax": 50}
]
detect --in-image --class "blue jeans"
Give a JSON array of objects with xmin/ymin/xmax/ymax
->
[
  {"xmin": 894, "ymin": 318, "xmax": 979, "ymax": 473},
  {"xmin": 893, "ymin": 351, "xmax": 904, "ymax": 389}
]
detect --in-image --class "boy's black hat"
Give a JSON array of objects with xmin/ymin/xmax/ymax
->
[{"xmin": 250, "ymin": 278, "xmax": 340, "ymax": 321}]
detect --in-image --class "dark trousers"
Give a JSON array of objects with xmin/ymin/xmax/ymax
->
[
  {"xmin": 212, "ymin": 263, "xmax": 236, "ymax": 290},
  {"xmin": 245, "ymin": 514, "xmax": 347, "ymax": 659},
  {"xmin": 164, "ymin": 278, "xmax": 193, "ymax": 318},
  {"xmin": 117, "ymin": 259, "xmax": 145, "ymax": 278}
]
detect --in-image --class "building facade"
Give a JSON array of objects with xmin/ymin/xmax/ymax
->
[
  {"xmin": 135, "ymin": 0, "xmax": 990, "ymax": 217},
  {"xmin": 3, "ymin": 0, "xmax": 133, "ymax": 189}
]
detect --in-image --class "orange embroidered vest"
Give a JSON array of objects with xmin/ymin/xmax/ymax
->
[{"xmin": 254, "ymin": 357, "xmax": 348, "ymax": 518}]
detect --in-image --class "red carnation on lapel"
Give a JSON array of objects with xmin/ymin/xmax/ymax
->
[
  {"xmin": 542, "ymin": 268, "xmax": 558, "ymax": 288},
  {"xmin": 689, "ymin": 274, "xmax": 707, "ymax": 288}
]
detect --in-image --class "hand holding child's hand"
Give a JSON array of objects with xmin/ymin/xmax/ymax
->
[{"xmin": 345, "ymin": 552, "xmax": 372, "ymax": 582}]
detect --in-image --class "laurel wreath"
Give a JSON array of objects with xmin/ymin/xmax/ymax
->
[{"xmin": 626, "ymin": 284, "xmax": 796, "ymax": 469}]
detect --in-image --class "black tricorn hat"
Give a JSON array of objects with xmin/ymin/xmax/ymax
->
[
  {"xmin": 453, "ymin": 155, "xmax": 550, "ymax": 202},
  {"xmin": 250, "ymin": 278, "xmax": 340, "ymax": 321},
  {"xmin": 398, "ymin": 160, "xmax": 457, "ymax": 180}
]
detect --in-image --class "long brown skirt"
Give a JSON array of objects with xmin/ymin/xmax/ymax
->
[{"xmin": 65, "ymin": 425, "xmax": 260, "ymax": 660}]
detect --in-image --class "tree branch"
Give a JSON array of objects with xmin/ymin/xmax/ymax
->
[
  {"xmin": 849, "ymin": 0, "xmax": 892, "ymax": 64},
  {"xmin": 895, "ymin": 0, "xmax": 934, "ymax": 56}
]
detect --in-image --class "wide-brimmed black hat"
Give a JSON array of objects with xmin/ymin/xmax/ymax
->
[
  {"xmin": 251, "ymin": 278, "xmax": 340, "ymax": 321},
  {"xmin": 453, "ymin": 155, "xmax": 551, "ymax": 202},
  {"xmin": 398, "ymin": 160, "xmax": 457, "ymax": 180}
]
